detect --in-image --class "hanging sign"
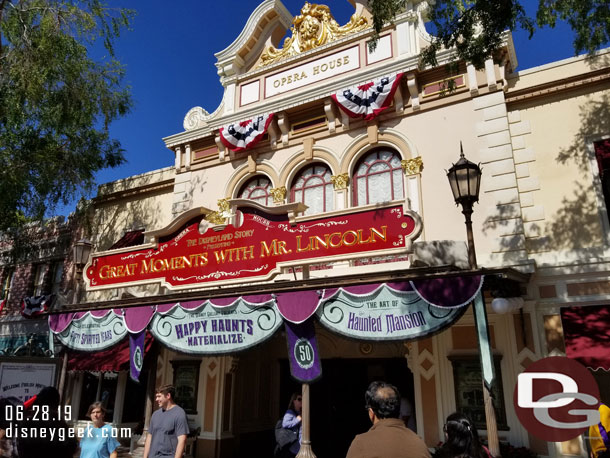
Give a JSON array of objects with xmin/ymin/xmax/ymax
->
[
  {"xmin": 129, "ymin": 331, "xmax": 145, "ymax": 382},
  {"xmin": 285, "ymin": 319, "xmax": 322, "ymax": 382},
  {"xmin": 317, "ymin": 285, "xmax": 465, "ymax": 341},
  {"xmin": 149, "ymin": 299, "xmax": 283, "ymax": 354},
  {"xmin": 84, "ymin": 201, "xmax": 422, "ymax": 291},
  {"xmin": 55, "ymin": 312, "xmax": 127, "ymax": 351}
]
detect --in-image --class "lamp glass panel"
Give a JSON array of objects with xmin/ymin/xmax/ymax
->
[
  {"xmin": 448, "ymin": 171, "xmax": 460, "ymax": 201},
  {"xmin": 456, "ymin": 168, "xmax": 471, "ymax": 197}
]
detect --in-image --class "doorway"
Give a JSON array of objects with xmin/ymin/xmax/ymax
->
[{"xmin": 279, "ymin": 357, "xmax": 415, "ymax": 458}]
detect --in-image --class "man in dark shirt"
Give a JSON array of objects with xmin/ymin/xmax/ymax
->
[{"xmin": 143, "ymin": 384, "xmax": 189, "ymax": 458}]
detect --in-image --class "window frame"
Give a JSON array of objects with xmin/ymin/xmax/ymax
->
[
  {"xmin": 448, "ymin": 354, "xmax": 509, "ymax": 431},
  {"xmin": 1, "ymin": 269, "xmax": 14, "ymax": 302},
  {"xmin": 352, "ymin": 148, "xmax": 404, "ymax": 206},
  {"xmin": 50, "ymin": 260, "xmax": 64, "ymax": 295},
  {"xmin": 32, "ymin": 264, "xmax": 47, "ymax": 297},
  {"xmin": 237, "ymin": 175, "xmax": 273, "ymax": 207},
  {"xmin": 589, "ymin": 136, "xmax": 610, "ymax": 249},
  {"xmin": 289, "ymin": 163, "xmax": 334, "ymax": 215}
]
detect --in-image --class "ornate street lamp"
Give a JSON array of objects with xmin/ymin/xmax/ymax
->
[
  {"xmin": 447, "ymin": 144, "xmax": 501, "ymax": 457},
  {"xmin": 447, "ymin": 142, "xmax": 482, "ymax": 269},
  {"xmin": 73, "ymin": 238, "xmax": 93, "ymax": 269},
  {"xmin": 73, "ymin": 238, "xmax": 92, "ymax": 303}
]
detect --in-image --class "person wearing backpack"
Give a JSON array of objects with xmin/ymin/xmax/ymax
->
[{"xmin": 274, "ymin": 393, "xmax": 302, "ymax": 458}]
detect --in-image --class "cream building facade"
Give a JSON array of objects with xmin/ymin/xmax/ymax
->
[{"xmin": 64, "ymin": 1, "xmax": 610, "ymax": 457}]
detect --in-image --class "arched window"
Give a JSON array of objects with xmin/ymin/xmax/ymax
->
[
  {"xmin": 290, "ymin": 163, "xmax": 334, "ymax": 215},
  {"xmin": 353, "ymin": 149, "xmax": 404, "ymax": 206},
  {"xmin": 238, "ymin": 175, "xmax": 272, "ymax": 207}
]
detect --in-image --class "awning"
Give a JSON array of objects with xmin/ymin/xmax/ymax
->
[
  {"xmin": 51, "ymin": 276, "xmax": 484, "ymax": 356},
  {"xmin": 560, "ymin": 305, "xmax": 610, "ymax": 371},
  {"xmin": 67, "ymin": 332, "xmax": 153, "ymax": 372}
]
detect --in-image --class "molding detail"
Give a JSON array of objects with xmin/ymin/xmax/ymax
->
[
  {"xmin": 258, "ymin": 3, "xmax": 369, "ymax": 67},
  {"xmin": 401, "ymin": 157, "xmax": 423, "ymax": 175},
  {"xmin": 331, "ymin": 173, "xmax": 349, "ymax": 190},
  {"xmin": 270, "ymin": 186, "xmax": 287, "ymax": 204},
  {"xmin": 183, "ymin": 107, "xmax": 210, "ymax": 131}
]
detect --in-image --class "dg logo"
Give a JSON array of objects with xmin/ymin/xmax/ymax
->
[{"xmin": 514, "ymin": 356, "xmax": 601, "ymax": 442}]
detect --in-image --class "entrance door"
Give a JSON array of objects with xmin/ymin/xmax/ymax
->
[{"xmin": 279, "ymin": 358, "xmax": 415, "ymax": 458}]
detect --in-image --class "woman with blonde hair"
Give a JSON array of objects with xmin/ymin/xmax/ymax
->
[{"xmin": 79, "ymin": 402, "xmax": 120, "ymax": 458}]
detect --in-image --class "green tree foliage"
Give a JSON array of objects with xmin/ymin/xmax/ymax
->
[
  {"xmin": 368, "ymin": 0, "xmax": 609, "ymax": 69},
  {"xmin": 0, "ymin": 0, "xmax": 134, "ymax": 233}
]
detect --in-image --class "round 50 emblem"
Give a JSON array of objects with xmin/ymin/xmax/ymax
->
[{"xmin": 294, "ymin": 338, "xmax": 315, "ymax": 370}]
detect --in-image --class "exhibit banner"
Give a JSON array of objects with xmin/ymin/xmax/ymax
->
[
  {"xmin": 285, "ymin": 319, "xmax": 322, "ymax": 382},
  {"xmin": 149, "ymin": 298, "xmax": 283, "ymax": 354},
  {"xmin": 55, "ymin": 311, "xmax": 127, "ymax": 351},
  {"xmin": 317, "ymin": 284, "xmax": 466, "ymax": 340},
  {"xmin": 84, "ymin": 200, "xmax": 422, "ymax": 291}
]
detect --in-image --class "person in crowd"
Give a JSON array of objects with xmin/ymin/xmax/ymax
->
[
  {"xmin": 143, "ymin": 384, "xmax": 189, "ymax": 458},
  {"xmin": 346, "ymin": 381, "xmax": 430, "ymax": 458},
  {"xmin": 80, "ymin": 402, "xmax": 120, "ymax": 458},
  {"xmin": 400, "ymin": 395, "xmax": 417, "ymax": 432},
  {"xmin": 589, "ymin": 403, "xmax": 610, "ymax": 458},
  {"xmin": 279, "ymin": 392, "xmax": 302, "ymax": 458},
  {"xmin": 434, "ymin": 412, "xmax": 492, "ymax": 458},
  {"xmin": 0, "ymin": 397, "xmax": 19, "ymax": 458},
  {"xmin": 17, "ymin": 386, "xmax": 78, "ymax": 458}
]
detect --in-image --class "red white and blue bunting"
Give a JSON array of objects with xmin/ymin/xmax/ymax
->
[
  {"xmin": 21, "ymin": 294, "xmax": 55, "ymax": 318},
  {"xmin": 332, "ymin": 73, "xmax": 403, "ymax": 121},
  {"xmin": 219, "ymin": 113, "xmax": 274, "ymax": 152}
]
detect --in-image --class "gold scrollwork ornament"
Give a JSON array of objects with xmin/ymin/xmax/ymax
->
[
  {"xmin": 331, "ymin": 173, "xmax": 349, "ymax": 190},
  {"xmin": 270, "ymin": 186, "xmax": 287, "ymax": 204},
  {"xmin": 259, "ymin": 3, "xmax": 369, "ymax": 67},
  {"xmin": 401, "ymin": 157, "xmax": 424, "ymax": 176},
  {"xmin": 204, "ymin": 211, "xmax": 226, "ymax": 225}
]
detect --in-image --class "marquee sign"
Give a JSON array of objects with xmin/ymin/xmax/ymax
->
[
  {"xmin": 317, "ymin": 284, "xmax": 465, "ymax": 341},
  {"xmin": 84, "ymin": 200, "xmax": 422, "ymax": 291},
  {"xmin": 55, "ymin": 311, "xmax": 127, "ymax": 351},
  {"xmin": 149, "ymin": 299, "xmax": 283, "ymax": 354}
]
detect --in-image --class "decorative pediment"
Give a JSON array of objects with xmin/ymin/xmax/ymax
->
[{"xmin": 258, "ymin": 2, "xmax": 369, "ymax": 68}]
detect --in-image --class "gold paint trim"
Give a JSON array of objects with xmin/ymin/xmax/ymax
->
[
  {"xmin": 422, "ymin": 75, "xmax": 466, "ymax": 98},
  {"xmin": 270, "ymin": 186, "xmax": 287, "ymax": 203},
  {"xmin": 401, "ymin": 157, "xmax": 423, "ymax": 176},
  {"xmin": 331, "ymin": 173, "xmax": 349, "ymax": 190},
  {"xmin": 259, "ymin": 3, "xmax": 369, "ymax": 68}
]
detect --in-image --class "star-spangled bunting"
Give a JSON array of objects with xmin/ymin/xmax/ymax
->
[
  {"xmin": 332, "ymin": 73, "xmax": 404, "ymax": 121},
  {"xmin": 219, "ymin": 113, "xmax": 274, "ymax": 152},
  {"xmin": 21, "ymin": 294, "xmax": 55, "ymax": 318}
]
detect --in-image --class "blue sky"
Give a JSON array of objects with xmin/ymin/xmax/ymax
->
[{"xmin": 87, "ymin": 0, "xmax": 580, "ymax": 206}]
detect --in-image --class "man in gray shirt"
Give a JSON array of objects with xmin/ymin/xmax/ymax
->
[{"xmin": 144, "ymin": 384, "xmax": 189, "ymax": 458}]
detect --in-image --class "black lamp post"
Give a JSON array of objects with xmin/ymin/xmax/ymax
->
[
  {"xmin": 447, "ymin": 144, "xmax": 501, "ymax": 457},
  {"xmin": 73, "ymin": 238, "xmax": 92, "ymax": 302},
  {"xmin": 447, "ymin": 142, "xmax": 482, "ymax": 269}
]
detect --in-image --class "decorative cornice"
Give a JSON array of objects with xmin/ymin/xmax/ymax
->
[
  {"xmin": 259, "ymin": 3, "xmax": 369, "ymax": 68},
  {"xmin": 401, "ymin": 157, "xmax": 423, "ymax": 175},
  {"xmin": 331, "ymin": 173, "xmax": 349, "ymax": 190},
  {"xmin": 505, "ymin": 66, "xmax": 610, "ymax": 105},
  {"xmin": 270, "ymin": 186, "xmax": 287, "ymax": 203}
]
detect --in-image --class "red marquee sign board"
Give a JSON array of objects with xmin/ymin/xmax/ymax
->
[{"xmin": 84, "ymin": 201, "xmax": 422, "ymax": 291}]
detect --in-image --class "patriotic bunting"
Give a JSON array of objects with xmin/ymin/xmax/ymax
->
[
  {"xmin": 219, "ymin": 113, "xmax": 274, "ymax": 152},
  {"xmin": 332, "ymin": 73, "xmax": 403, "ymax": 121},
  {"xmin": 21, "ymin": 294, "xmax": 55, "ymax": 318}
]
